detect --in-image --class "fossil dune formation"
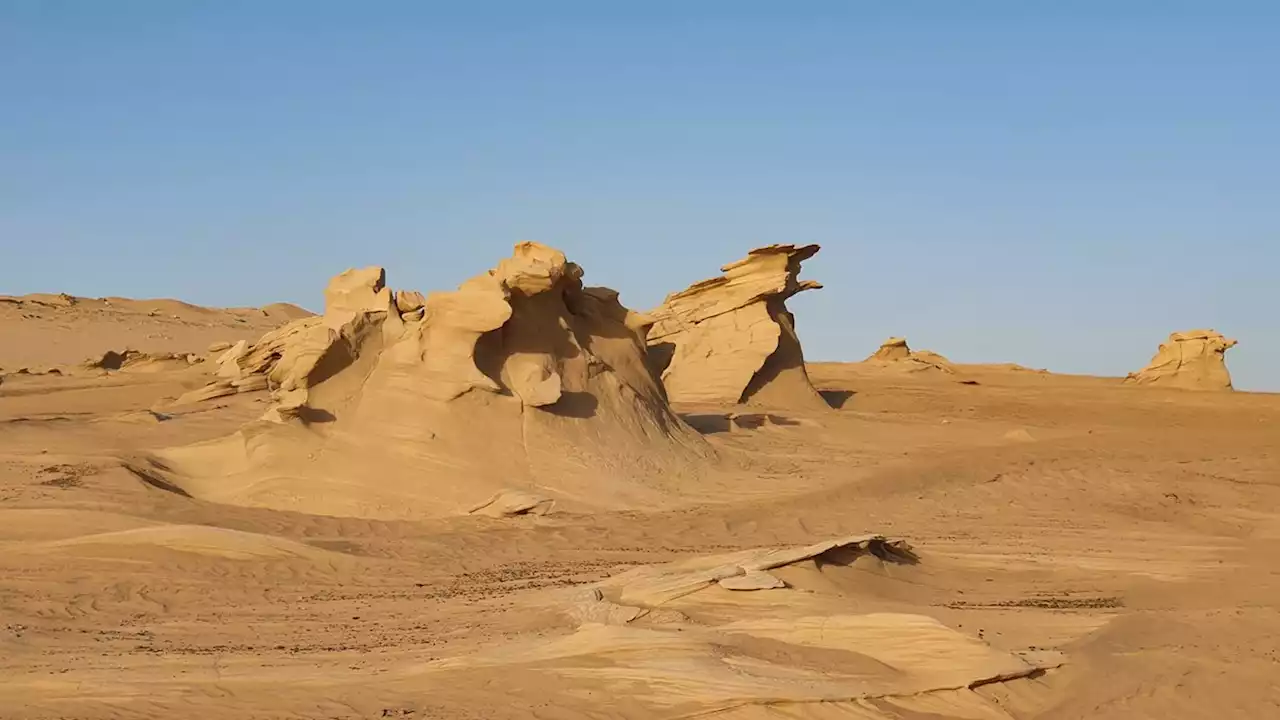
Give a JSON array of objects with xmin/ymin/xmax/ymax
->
[
  {"xmin": 136, "ymin": 242, "xmax": 710, "ymax": 519},
  {"xmin": 1125, "ymin": 329, "xmax": 1238, "ymax": 391},
  {"xmin": 867, "ymin": 335, "xmax": 912, "ymax": 361},
  {"xmin": 2, "ymin": 244, "xmax": 1278, "ymax": 720},
  {"xmin": 863, "ymin": 335, "xmax": 956, "ymax": 374},
  {"xmin": 647, "ymin": 244, "xmax": 828, "ymax": 409}
]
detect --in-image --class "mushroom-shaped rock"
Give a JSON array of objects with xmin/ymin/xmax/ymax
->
[
  {"xmin": 647, "ymin": 244, "xmax": 826, "ymax": 409},
  {"xmin": 867, "ymin": 336, "xmax": 911, "ymax": 362},
  {"xmin": 1126, "ymin": 329, "xmax": 1237, "ymax": 391}
]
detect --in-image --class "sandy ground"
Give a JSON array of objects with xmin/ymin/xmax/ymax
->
[{"xmin": 1, "ymin": 301, "xmax": 1278, "ymax": 719}]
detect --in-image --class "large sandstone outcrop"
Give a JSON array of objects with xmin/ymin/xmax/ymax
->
[
  {"xmin": 863, "ymin": 336, "xmax": 955, "ymax": 374},
  {"xmin": 646, "ymin": 244, "xmax": 826, "ymax": 409},
  {"xmin": 1126, "ymin": 329, "xmax": 1237, "ymax": 391},
  {"xmin": 141, "ymin": 243, "xmax": 710, "ymax": 519}
]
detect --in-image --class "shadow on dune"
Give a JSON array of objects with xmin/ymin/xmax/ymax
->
[
  {"xmin": 818, "ymin": 389, "xmax": 856, "ymax": 409},
  {"xmin": 680, "ymin": 412, "xmax": 800, "ymax": 435}
]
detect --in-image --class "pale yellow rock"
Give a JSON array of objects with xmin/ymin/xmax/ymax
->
[
  {"xmin": 230, "ymin": 374, "xmax": 269, "ymax": 393},
  {"xmin": 187, "ymin": 268, "xmax": 398, "ymax": 407},
  {"xmin": 718, "ymin": 570, "xmax": 786, "ymax": 590},
  {"xmin": 394, "ymin": 289, "xmax": 426, "ymax": 315},
  {"xmin": 647, "ymin": 244, "xmax": 826, "ymax": 409},
  {"xmin": 1126, "ymin": 329, "xmax": 1237, "ymax": 391},
  {"xmin": 868, "ymin": 336, "xmax": 911, "ymax": 361},
  {"xmin": 146, "ymin": 242, "xmax": 710, "ymax": 520},
  {"xmin": 324, "ymin": 266, "xmax": 392, "ymax": 317},
  {"xmin": 173, "ymin": 380, "xmax": 238, "ymax": 405},
  {"xmin": 215, "ymin": 340, "xmax": 249, "ymax": 378},
  {"xmin": 863, "ymin": 336, "xmax": 955, "ymax": 374}
]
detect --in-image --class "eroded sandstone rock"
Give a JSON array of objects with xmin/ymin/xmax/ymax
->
[
  {"xmin": 862, "ymin": 336, "xmax": 954, "ymax": 374},
  {"xmin": 147, "ymin": 242, "xmax": 710, "ymax": 520},
  {"xmin": 647, "ymin": 244, "xmax": 826, "ymax": 409},
  {"xmin": 1126, "ymin": 329, "xmax": 1237, "ymax": 391}
]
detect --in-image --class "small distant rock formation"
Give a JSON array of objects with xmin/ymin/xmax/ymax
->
[
  {"xmin": 1126, "ymin": 329, "xmax": 1237, "ymax": 391},
  {"xmin": 145, "ymin": 242, "xmax": 710, "ymax": 520},
  {"xmin": 647, "ymin": 244, "xmax": 826, "ymax": 409},
  {"xmin": 863, "ymin": 336, "xmax": 954, "ymax": 374},
  {"xmin": 867, "ymin": 336, "xmax": 911, "ymax": 362}
]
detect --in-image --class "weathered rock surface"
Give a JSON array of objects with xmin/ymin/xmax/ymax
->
[
  {"xmin": 647, "ymin": 244, "xmax": 826, "ymax": 409},
  {"xmin": 1126, "ymin": 329, "xmax": 1237, "ymax": 391},
  {"xmin": 863, "ymin": 336, "xmax": 955, "ymax": 374},
  {"xmin": 176, "ymin": 267, "xmax": 402, "ymax": 408},
  {"xmin": 147, "ymin": 242, "xmax": 710, "ymax": 519},
  {"xmin": 868, "ymin": 336, "xmax": 911, "ymax": 361}
]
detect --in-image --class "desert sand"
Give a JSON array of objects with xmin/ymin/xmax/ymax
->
[{"xmin": 1, "ymin": 245, "xmax": 1278, "ymax": 719}]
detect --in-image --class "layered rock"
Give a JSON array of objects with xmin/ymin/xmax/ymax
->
[
  {"xmin": 176, "ymin": 266, "xmax": 399, "ymax": 408},
  {"xmin": 1126, "ymin": 329, "xmax": 1237, "ymax": 391},
  {"xmin": 866, "ymin": 336, "xmax": 911, "ymax": 362},
  {"xmin": 145, "ymin": 243, "xmax": 709, "ymax": 519},
  {"xmin": 862, "ymin": 336, "xmax": 954, "ymax": 374},
  {"xmin": 647, "ymin": 244, "xmax": 826, "ymax": 409}
]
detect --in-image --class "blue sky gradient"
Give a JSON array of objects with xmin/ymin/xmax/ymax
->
[{"xmin": 3, "ymin": 2, "xmax": 1276, "ymax": 389}]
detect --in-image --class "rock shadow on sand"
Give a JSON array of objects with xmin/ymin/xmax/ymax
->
[
  {"xmin": 818, "ymin": 388, "xmax": 857, "ymax": 409},
  {"xmin": 541, "ymin": 390, "xmax": 598, "ymax": 419},
  {"xmin": 681, "ymin": 412, "xmax": 801, "ymax": 435}
]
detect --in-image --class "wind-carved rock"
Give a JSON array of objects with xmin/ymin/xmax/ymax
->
[
  {"xmin": 147, "ymin": 242, "xmax": 710, "ymax": 520},
  {"xmin": 867, "ymin": 337, "xmax": 911, "ymax": 362},
  {"xmin": 177, "ymin": 265, "xmax": 397, "ymax": 411},
  {"xmin": 1126, "ymin": 329, "xmax": 1237, "ymax": 391},
  {"xmin": 647, "ymin": 244, "xmax": 826, "ymax": 409},
  {"xmin": 863, "ymin": 336, "xmax": 954, "ymax": 374}
]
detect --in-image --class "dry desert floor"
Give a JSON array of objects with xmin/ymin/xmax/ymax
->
[{"xmin": 1, "ymin": 294, "xmax": 1278, "ymax": 719}]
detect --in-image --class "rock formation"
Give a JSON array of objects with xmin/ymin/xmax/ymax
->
[
  {"xmin": 646, "ymin": 244, "xmax": 826, "ymax": 409},
  {"xmin": 1126, "ymin": 329, "xmax": 1237, "ymax": 391},
  {"xmin": 867, "ymin": 336, "xmax": 911, "ymax": 362},
  {"xmin": 143, "ymin": 242, "xmax": 710, "ymax": 519},
  {"xmin": 175, "ymin": 266, "xmax": 399, "ymax": 408},
  {"xmin": 862, "ymin": 336, "xmax": 954, "ymax": 374}
]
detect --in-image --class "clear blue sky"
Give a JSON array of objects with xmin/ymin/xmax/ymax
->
[{"xmin": 3, "ymin": 2, "xmax": 1276, "ymax": 390}]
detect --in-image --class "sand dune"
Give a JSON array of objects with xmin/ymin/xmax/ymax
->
[
  {"xmin": 0, "ymin": 291, "xmax": 311, "ymax": 375},
  {"xmin": 1, "ymin": 246, "xmax": 1277, "ymax": 719}
]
